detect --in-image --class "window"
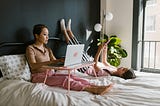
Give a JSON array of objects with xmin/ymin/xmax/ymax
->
[
  {"xmin": 145, "ymin": 15, "xmax": 156, "ymax": 32},
  {"xmin": 146, "ymin": 0, "xmax": 156, "ymax": 6}
]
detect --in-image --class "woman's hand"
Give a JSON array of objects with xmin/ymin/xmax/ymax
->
[{"xmin": 51, "ymin": 58, "xmax": 65, "ymax": 64}]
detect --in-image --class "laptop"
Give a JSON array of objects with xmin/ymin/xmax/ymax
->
[{"xmin": 49, "ymin": 44, "xmax": 88, "ymax": 67}]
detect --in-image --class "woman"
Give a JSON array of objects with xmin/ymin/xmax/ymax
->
[
  {"xmin": 26, "ymin": 24, "xmax": 113, "ymax": 95},
  {"xmin": 60, "ymin": 19, "xmax": 136, "ymax": 80}
]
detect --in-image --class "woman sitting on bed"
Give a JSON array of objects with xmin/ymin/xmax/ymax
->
[
  {"xmin": 60, "ymin": 19, "xmax": 136, "ymax": 80},
  {"xmin": 26, "ymin": 24, "xmax": 113, "ymax": 95}
]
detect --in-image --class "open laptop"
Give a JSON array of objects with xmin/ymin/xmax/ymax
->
[{"xmin": 49, "ymin": 44, "xmax": 88, "ymax": 67}]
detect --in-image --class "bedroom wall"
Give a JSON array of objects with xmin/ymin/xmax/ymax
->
[
  {"xmin": 103, "ymin": 0, "xmax": 133, "ymax": 68},
  {"xmin": 0, "ymin": 0, "xmax": 100, "ymax": 58}
]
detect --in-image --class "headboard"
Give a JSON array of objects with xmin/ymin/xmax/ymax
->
[
  {"xmin": 0, "ymin": 42, "xmax": 23, "ymax": 77},
  {"xmin": 0, "ymin": 37, "xmax": 64, "ymax": 55},
  {"xmin": 0, "ymin": 42, "xmax": 27, "ymax": 56}
]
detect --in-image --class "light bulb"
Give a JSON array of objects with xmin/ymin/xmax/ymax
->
[
  {"xmin": 94, "ymin": 23, "xmax": 102, "ymax": 32},
  {"xmin": 105, "ymin": 12, "xmax": 113, "ymax": 21}
]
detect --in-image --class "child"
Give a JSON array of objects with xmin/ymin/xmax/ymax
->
[{"xmin": 60, "ymin": 19, "xmax": 136, "ymax": 80}]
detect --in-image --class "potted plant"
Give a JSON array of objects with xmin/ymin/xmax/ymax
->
[{"xmin": 97, "ymin": 34, "xmax": 128, "ymax": 67}]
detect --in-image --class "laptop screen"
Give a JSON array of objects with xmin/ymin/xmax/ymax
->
[{"xmin": 64, "ymin": 44, "xmax": 84, "ymax": 66}]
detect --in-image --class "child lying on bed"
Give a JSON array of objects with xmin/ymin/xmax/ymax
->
[
  {"xmin": 60, "ymin": 19, "xmax": 136, "ymax": 80},
  {"xmin": 26, "ymin": 24, "xmax": 113, "ymax": 95}
]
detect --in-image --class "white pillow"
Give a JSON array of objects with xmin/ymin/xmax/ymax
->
[{"xmin": 0, "ymin": 54, "xmax": 31, "ymax": 81}]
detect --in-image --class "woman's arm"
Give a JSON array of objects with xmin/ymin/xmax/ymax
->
[{"xmin": 26, "ymin": 46, "xmax": 64, "ymax": 73}]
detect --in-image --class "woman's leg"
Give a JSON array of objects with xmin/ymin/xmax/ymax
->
[
  {"xmin": 32, "ymin": 71, "xmax": 113, "ymax": 95},
  {"xmin": 44, "ymin": 74, "xmax": 87, "ymax": 91},
  {"xmin": 65, "ymin": 75, "xmax": 113, "ymax": 95},
  {"xmin": 70, "ymin": 74, "xmax": 114, "ymax": 95}
]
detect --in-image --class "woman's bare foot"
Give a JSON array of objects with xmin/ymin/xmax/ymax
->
[
  {"xmin": 84, "ymin": 84, "xmax": 113, "ymax": 95},
  {"xmin": 100, "ymin": 84, "xmax": 114, "ymax": 95}
]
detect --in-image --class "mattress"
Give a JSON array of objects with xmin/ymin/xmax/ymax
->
[{"xmin": 0, "ymin": 71, "xmax": 160, "ymax": 106}]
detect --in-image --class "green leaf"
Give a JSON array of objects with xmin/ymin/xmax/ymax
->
[
  {"xmin": 107, "ymin": 56, "xmax": 120, "ymax": 67},
  {"xmin": 104, "ymin": 34, "xmax": 109, "ymax": 40},
  {"xmin": 109, "ymin": 37, "xmax": 121, "ymax": 46},
  {"xmin": 110, "ymin": 35, "xmax": 117, "ymax": 38},
  {"xmin": 120, "ymin": 49, "xmax": 128, "ymax": 58}
]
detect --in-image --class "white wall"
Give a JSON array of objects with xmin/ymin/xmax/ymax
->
[{"xmin": 101, "ymin": 0, "xmax": 133, "ymax": 68}]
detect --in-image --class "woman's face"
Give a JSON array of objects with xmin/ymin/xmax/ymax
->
[{"xmin": 36, "ymin": 27, "xmax": 49, "ymax": 44}]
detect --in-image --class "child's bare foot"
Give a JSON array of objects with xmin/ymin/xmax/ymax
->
[
  {"xmin": 60, "ymin": 19, "xmax": 66, "ymax": 31},
  {"xmin": 67, "ymin": 19, "xmax": 71, "ymax": 31}
]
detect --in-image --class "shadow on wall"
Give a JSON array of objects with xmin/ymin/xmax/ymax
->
[
  {"xmin": 15, "ymin": 27, "xmax": 33, "ymax": 42},
  {"xmin": 86, "ymin": 32, "xmax": 99, "ymax": 57}
]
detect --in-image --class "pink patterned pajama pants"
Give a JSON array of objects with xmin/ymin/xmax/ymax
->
[{"xmin": 31, "ymin": 71, "xmax": 91, "ymax": 91}]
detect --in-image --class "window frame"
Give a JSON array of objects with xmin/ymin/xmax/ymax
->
[{"xmin": 132, "ymin": 0, "xmax": 146, "ymax": 70}]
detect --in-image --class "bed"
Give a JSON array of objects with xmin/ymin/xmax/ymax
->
[{"xmin": 0, "ymin": 42, "xmax": 160, "ymax": 106}]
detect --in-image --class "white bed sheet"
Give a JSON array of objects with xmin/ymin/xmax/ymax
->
[{"xmin": 0, "ymin": 71, "xmax": 160, "ymax": 106}]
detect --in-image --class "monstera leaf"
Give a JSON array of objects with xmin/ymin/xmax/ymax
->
[{"xmin": 97, "ymin": 34, "xmax": 128, "ymax": 67}]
